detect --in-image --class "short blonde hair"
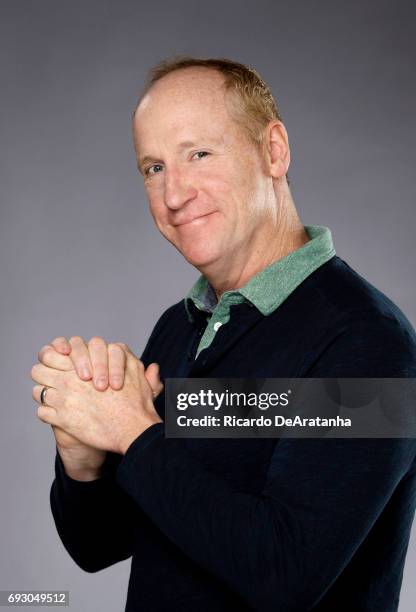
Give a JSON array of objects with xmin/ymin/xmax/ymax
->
[{"xmin": 136, "ymin": 56, "xmax": 289, "ymax": 183}]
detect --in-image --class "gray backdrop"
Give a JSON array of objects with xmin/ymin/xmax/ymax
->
[{"xmin": 1, "ymin": 0, "xmax": 415, "ymax": 610}]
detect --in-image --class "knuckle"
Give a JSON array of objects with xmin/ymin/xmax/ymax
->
[
  {"xmin": 30, "ymin": 364, "xmax": 39, "ymax": 379},
  {"xmin": 116, "ymin": 342, "xmax": 127, "ymax": 351},
  {"xmin": 89, "ymin": 336, "xmax": 106, "ymax": 346},
  {"xmin": 38, "ymin": 344, "xmax": 54, "ymax": 360},
  {"xmin": 69, "ymin": 335, "xmax": 84, "ymax": 345},
  {"xmin": 36, "ymin": 405, "xmax": 46, "ymax": 421},
  {"xmin": 37, "ymin": 404, "xmax": 54, "ymax": 424},
  {"xmin": 109, "ymin": 343, "xmax": 125, "ymax": 359}
]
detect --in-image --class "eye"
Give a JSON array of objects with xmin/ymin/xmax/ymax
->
[
  {"xmin": 145, "ymin": 164, "xmax": 164, "ymax": 176},
  {"xmin": 192, "ymin": 151, "xmax": 210, "ymax": 160}
]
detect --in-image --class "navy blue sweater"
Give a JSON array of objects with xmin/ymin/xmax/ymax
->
[{"xmin": 50, "ymin": 256, "xmax": 416, "ymax": 611}]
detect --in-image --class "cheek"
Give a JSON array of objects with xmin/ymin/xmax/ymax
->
[
  {"xmin": 202, "ymin": 174, "xmax": 251, "ymax": 230},
  {"xmin": 146, "ymin": 190, "xmax": 167, "ymax": 225},
  {"xmin": 227, "ymin": 162, "xmax": 266, "ymax": 217},
  {"xmin": 207, "ymin": 156, "xmax": 253, "ymax": 199},
  {"xmin": 200, "ymin": 170, "xmax": 236, "ymax": 208}
]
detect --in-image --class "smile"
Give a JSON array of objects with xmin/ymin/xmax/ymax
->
[{"xmin": 174, "ymin": 212, "xmax": 217, "ymax": 227}]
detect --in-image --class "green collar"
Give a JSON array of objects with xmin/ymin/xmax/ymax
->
[{"xmin": 185, "ymin": 225, "xmax": 336, "ymax": 320}]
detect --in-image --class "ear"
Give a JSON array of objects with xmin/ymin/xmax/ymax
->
[{"xmin": 264, "ymin": 120, "xmax": 290, "ymax": 179}]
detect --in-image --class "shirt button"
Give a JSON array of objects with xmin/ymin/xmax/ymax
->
[{"xmin": 213, "ymin": 321, "xmax": 222, "ymax": 332}]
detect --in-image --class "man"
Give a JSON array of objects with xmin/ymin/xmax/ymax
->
[{"xmin": 31, "ymin": 58, "xmax": 416, "ymax": 611}]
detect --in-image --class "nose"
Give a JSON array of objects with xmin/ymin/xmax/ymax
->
[{"xmin": 164, "ymin": 167, "xmax": 198, "ymax": 210}]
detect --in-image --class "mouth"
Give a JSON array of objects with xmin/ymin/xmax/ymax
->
[{"xmin": 173, "ymin": 212, "xmax": 217, "ymax": 227}]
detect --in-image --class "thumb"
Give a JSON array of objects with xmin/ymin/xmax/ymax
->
[{"xmin": 144, "ymin": 363, "xmax": 164, "ymax": 398}]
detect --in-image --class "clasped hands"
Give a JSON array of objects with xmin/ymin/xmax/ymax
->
[{"xmin": 30, "ymin": 336, "xmax": 163, "ymax": 457}]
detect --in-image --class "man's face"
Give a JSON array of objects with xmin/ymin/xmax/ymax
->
[{"xmin": 133, "ymin": 68, "xmax": 272, "ymax": 272}]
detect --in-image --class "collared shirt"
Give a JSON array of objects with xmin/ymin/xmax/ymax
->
[{"xmin": 185, "ymin": 225, "xmax": 336, "ymax": 358}]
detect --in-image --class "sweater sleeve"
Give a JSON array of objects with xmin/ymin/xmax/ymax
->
[
  {"xmin": 49, "ymin": 304, "xmax": 179, "ymax": 572},
  {"xmin": 115, "ymin": 315, "xmax": 416, "ymax": 610},
  {"xmin": 50, "ymin": 450, "xmax": 139, "ymax": 572}
]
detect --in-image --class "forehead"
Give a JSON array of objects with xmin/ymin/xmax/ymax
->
[{"xmin": 133, "ymin": 68, "xmax": 238, "ymax": 146}]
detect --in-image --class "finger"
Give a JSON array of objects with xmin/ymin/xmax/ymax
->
[
  {"xmin": 125, "ymin": 350, "xmax": 144, "ymax": 377},
  {"xmin": 51, "ymin": 337, "xmax": 71, "ymax": 355},
  {"xmin": 88, "ymin": 336, "xmax": 109, "ymax": 391},
  {"xmin": 69, "ymin": 336, "xmax": 93, "ymax": 381},
  {"xmin": 115, "ymin": 342, "xmax": 136, "ymax": 357},
  {"xmin": 145, "ymin": 363, "xmax": 164, "ymax": 398},
  {"xmin": 108, "ymin": 343, "xmax": 126, "ymax": 390},
  {"xmin": 32, "ymin": 384, "xmax": 62, "ymax": 408},
  {"xmin": 37, "ymin": 404, "xmax": 58, "ymax": 425},
  {"xmin": 38, "ymin": 345, "xmax": 74, "ymax": 371},
  {"xmin": 31, "ymin": 363, "xmax": 62, "ymax": 387}
]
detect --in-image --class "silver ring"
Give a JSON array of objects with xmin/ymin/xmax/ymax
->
[{"xmin": 40, "ymin": 386, "xmax": 49, "ymax": 405}]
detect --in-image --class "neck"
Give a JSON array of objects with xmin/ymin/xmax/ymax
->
[{"xmin": 200, "ymin": 180, "xmax": 309, "ymax": 300}]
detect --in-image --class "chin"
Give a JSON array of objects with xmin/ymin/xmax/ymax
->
[{"xmin": 176, "ymin": 241, "xmax": 222, "ymax": 269}]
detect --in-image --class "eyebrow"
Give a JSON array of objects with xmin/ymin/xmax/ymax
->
[
  {"xmin": 137, "ymin": 155, "xmax": 162, "ymax": 174},
  {"xmin": 177, "ymin": 140, "xmax": 198, "ymax": 150},
  {"xmin": 138, "ymin": 139, "xmax": 219, "ymax": 173}
]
